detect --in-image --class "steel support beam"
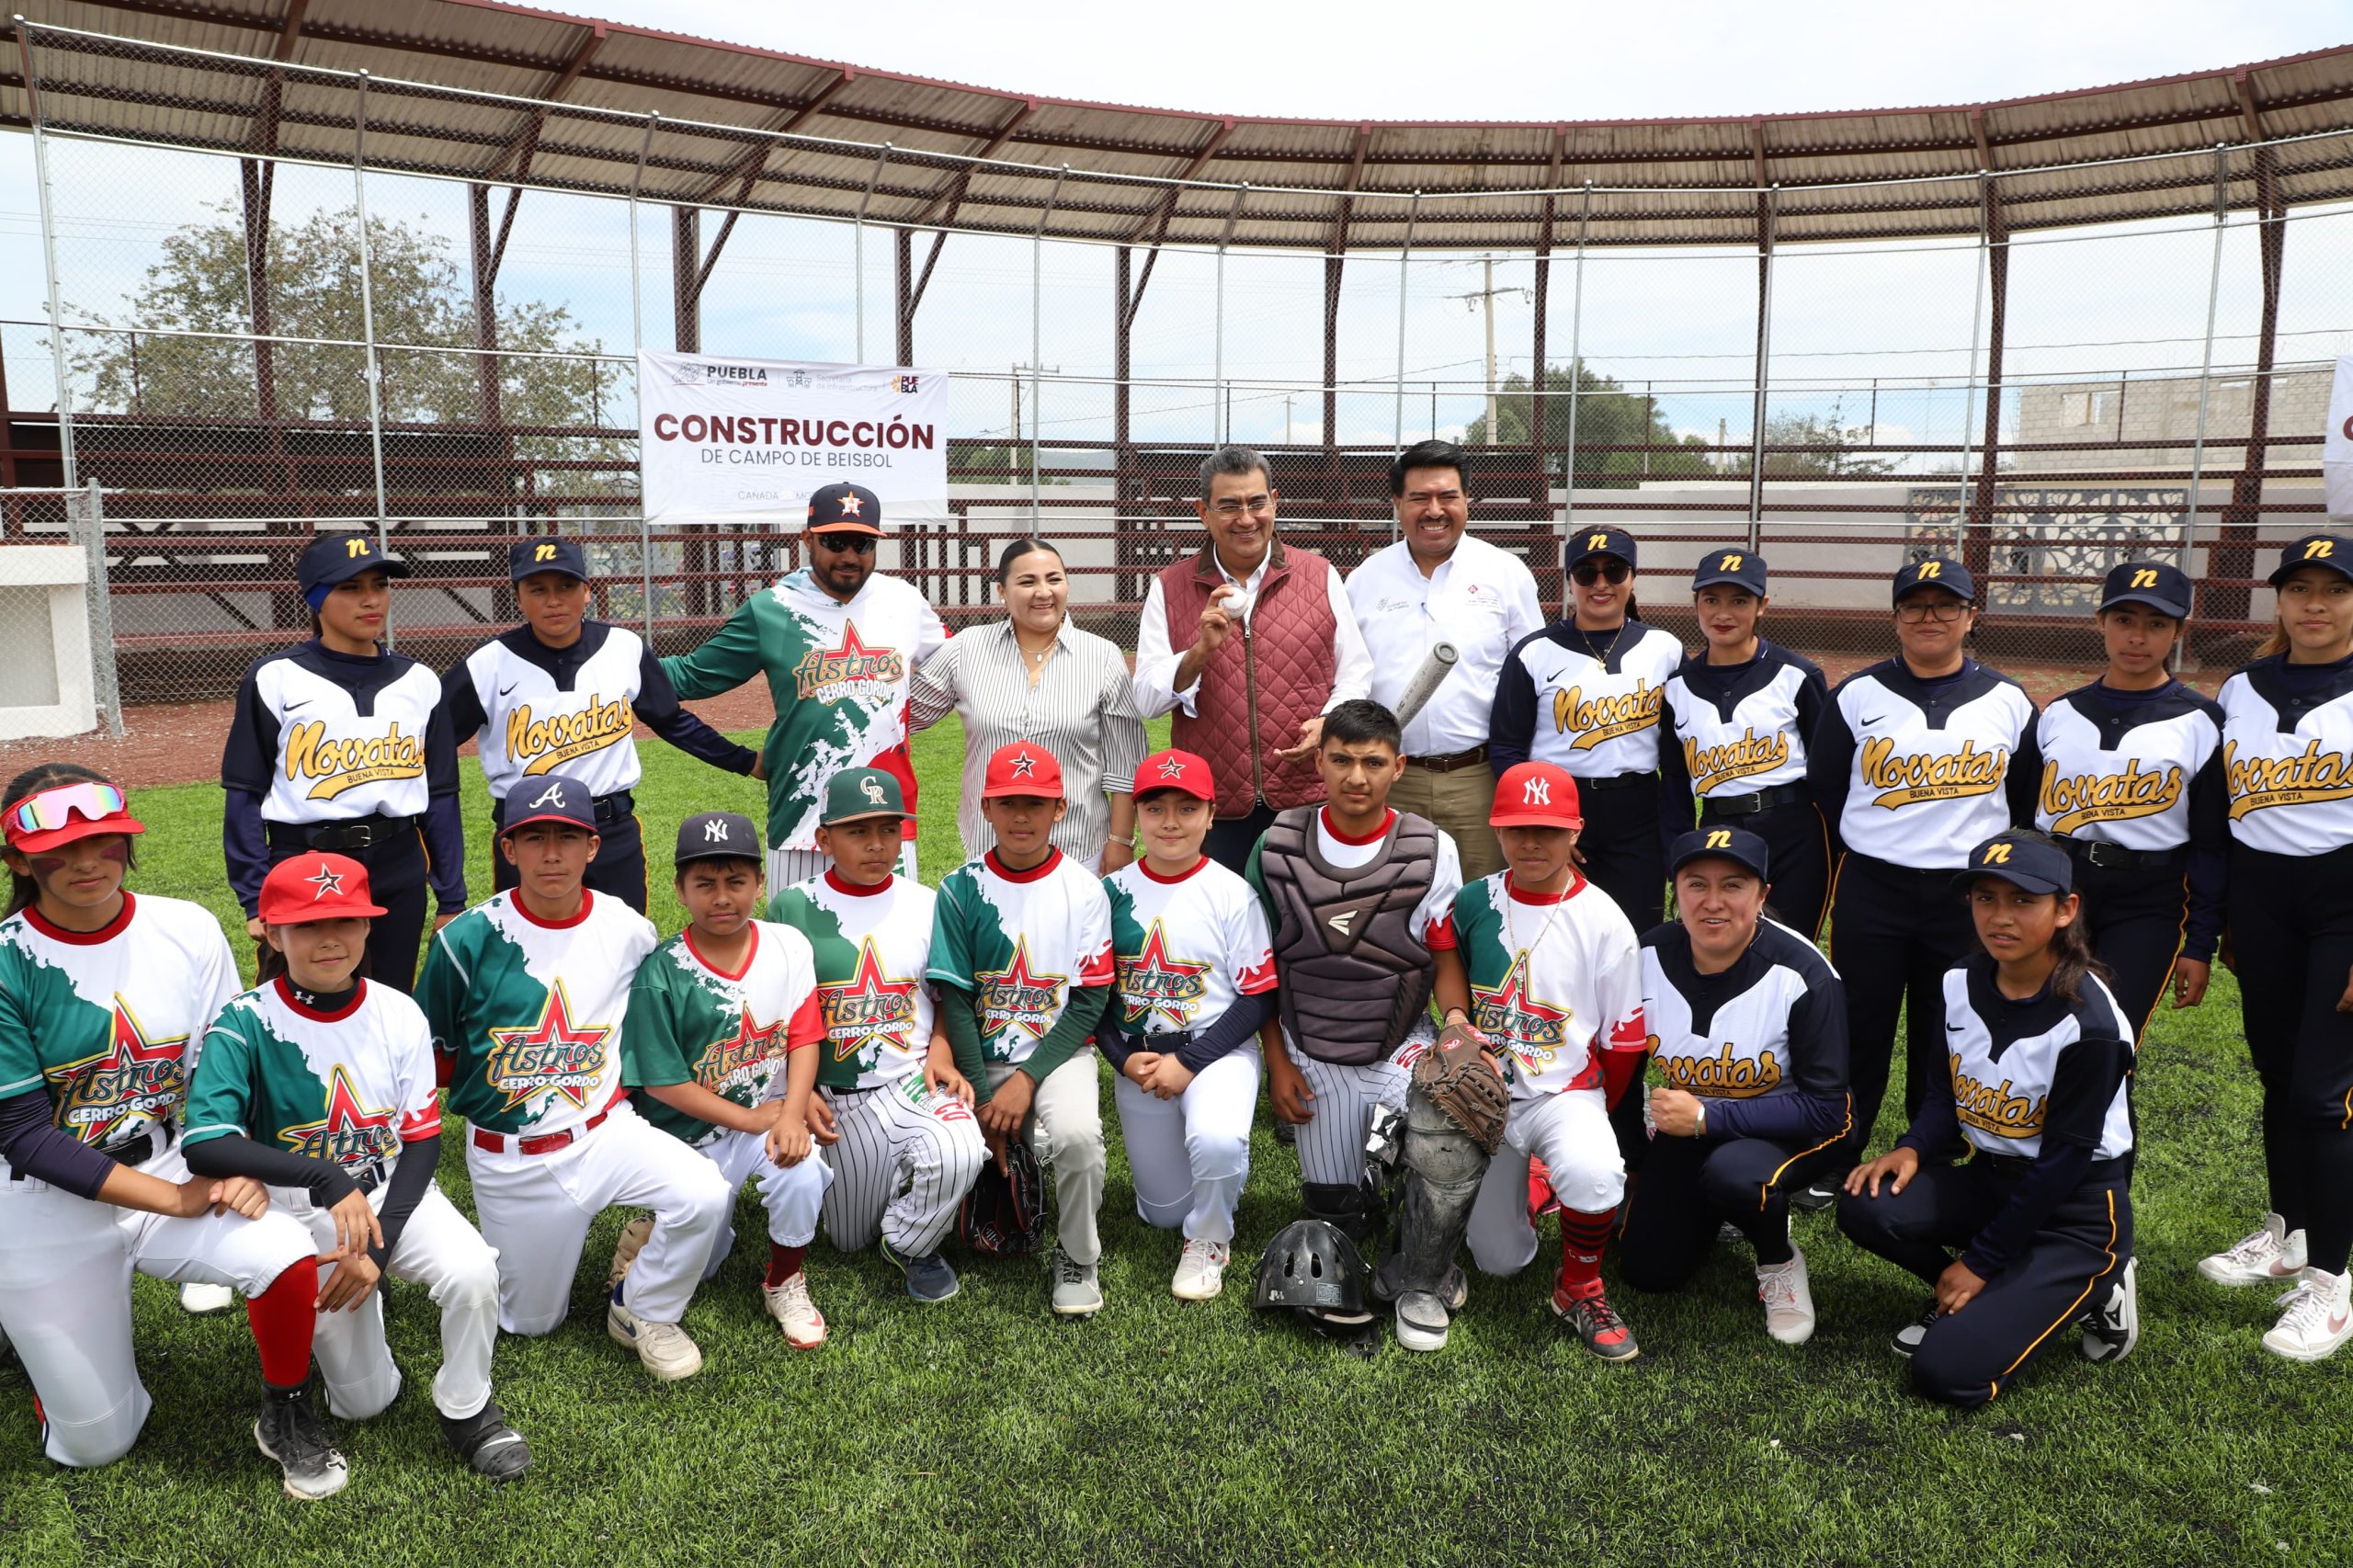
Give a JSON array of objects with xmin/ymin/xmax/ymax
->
[
  {"xmin": 2214, "ymin": 144, "xmax": 2287, "ymax": 629},
  {"xmin": 1963, "ymin": 180, "xmax": 2009, "ymax": 586},
  {"xmin": 894, "ymin": 225, "xmax": 915, "ymax": 367}
]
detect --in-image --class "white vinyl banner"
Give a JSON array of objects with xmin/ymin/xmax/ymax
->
[
  {"xmin": 638, "ymin": 351, "xmax": 949, "ymax": 528},
  {"xmin": 2326, "ymin": 355, "xmax": 2353, "ymax": 521}
]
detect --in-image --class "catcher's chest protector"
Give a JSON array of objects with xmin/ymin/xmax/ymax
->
[{"xmin": 1261, "ymin": 807, "xmax": 1438, "ymax": 1065}]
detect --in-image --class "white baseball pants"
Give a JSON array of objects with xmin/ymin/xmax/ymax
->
[
  {"xmin": 819, "ymin": 1075, "xmax": 985, "ymax": 1258},
  {"xmin": 1465, "ymin": 1087, "xmax": 1624, "ymax": 1278},
  {"xmin": 1113, "ymin": 1045, "xmax": 1260, "ymax": 1244},
  {"xmin": 695, "ymin": 1127, "xmax": 835, "ymax": 1280}
]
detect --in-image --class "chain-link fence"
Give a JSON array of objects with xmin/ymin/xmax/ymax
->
[{"xmin": 5, "ymin": 19, "xmax": 2350, "ymax": 708}]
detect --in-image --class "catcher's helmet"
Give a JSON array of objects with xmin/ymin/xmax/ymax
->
[{"xmin": 1252, "ymin": 1219, "xmax": 1369, "ymax": 1313}]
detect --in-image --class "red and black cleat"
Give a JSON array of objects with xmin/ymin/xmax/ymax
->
[
  {"xmin": 1551, "ymin": 1278, "xmax": 1641, "ymax": 1361},
  {"xmin": 1526, "ymin": 1157, "xmax": 1563, "ymax": 1224}
]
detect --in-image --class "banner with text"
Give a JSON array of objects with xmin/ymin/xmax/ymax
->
[
  {"xmin": 638, "ymin": 351, "xmax": 949, "ymax": 528},
  {"xmin": 2327, "ymin": 355, "xmax": 2353, "ymax": 521}
]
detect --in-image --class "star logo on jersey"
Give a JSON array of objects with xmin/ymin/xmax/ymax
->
[
  {"xmin": 46, "ymin": 995, "xmax": 190, "ymax": 1146},
  {"xmin": 815, "ymin": 937, "xmax": 920, "ymax": 1066},
  {"xmin": 483, "ymin": 981, "xmax": 612, "ymax": 1113},
  {"xmin": 1470, "ymin": 953, "xmax": 1572, "ymax": 1077},
  {"xmin": 278, "ymin": 1064, "xmax": 401, "ymax": 1170},
  {"xmin": 973, "ymin": 937, "xmax": 1069, "ymax": 1048},
  {"xmin": 1115, "ymin": 920, "xmax": 1212, "ymax": 1028},
  {"xmin": 792, "ymin": 622, "xmax": 904, "ymax": 703},
  {"xmin": 691, "ymin": 1004, "xmax": 787, "ymax": 1096}
]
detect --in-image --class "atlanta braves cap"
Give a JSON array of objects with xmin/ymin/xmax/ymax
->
[
  {"xmin": 983, "ymin": 742, "xmax": 1065, "ymax": 800},
  {"xmin": 807, "ymin": 482, "xmax": 885, "ymax": 537},
  {"xmin": 258, "ymin": 852, "xmax": 389, "ymax": 925},
  {"xmin": 2097, "ymin": 560, "xmax": 2192, "ymax": 618},
  {"xmin": 498, "ymin": 778, "xmax": 599, "ymax": 835},
  {"xmin": 821, "ymin": 767, "xmax": 906, "ymax": 825},
  {"xmin": 675, "ymin": 811, "xmax": 760, "ymax": 868},
  {"xmin": 1489, "ymin": 761, "xmax": 1584, "ymax": 829},
  {"xmin": 1668, "ymin": 826, "xmax": 1770, "ymax": 884},
  {"xmin": 297, "ymin": 531, "xmax": 411, "ymax": 595},
  {"xmin": 1893, "ymin": 556, "xmax": 1973, "ymax": 605},
  {"xmin": 1950, "ymin": 834, "xmax": 2074, "ymax": 899},
  {"xmin": 1134, "ymin": 747, "xmax": 1215, "ymax": 802},
  {"xmin": 1692, "ymin": 548, "xmax": 1768, "ymax": 597},
  {"xmin": 2268, "ymin": 533, "xmax": 2353, "ymax": 586},
  {"xmin": 508, "ymin": 536, "xmax": 590, "ymax": 583}
]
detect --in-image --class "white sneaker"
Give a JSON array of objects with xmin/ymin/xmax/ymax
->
[
  {"xmin": 2197, "ymin": 1212, "xmax": 2308, "ymax": 1286},
  {"xmin": 1171, "ymin": 1239, "xmax": 1230, "ymax": 1301},
  {"xmin": 2081, "ymin": 1256, "xmax": 2140, "ymax": 1363},
  {"xmin": 607, "ymin": 1215, "xmax": 654, "ymax": 1289},
  {"xmin": 761, "ymin": 1273, "xmax": 827, "ymax": 1350},
  {"xmin": 1756, "ymin": 1250, "xmax": 1815, "ymax": 1346},
  {"xmin": 607, "ymin": 1291, "xmax": 704, "ymax": 1381},
  {"xmin": 181, "ymin": 1281, "xmax": 235, "ymax": 1314},
  {"xmin": 2261, "ymin": 1268, "xmax": 2353, "ymax": 1364},
  {"xmin": 1394, "ymin": 1290, "xmax": 1450, "ymax": 1352}
]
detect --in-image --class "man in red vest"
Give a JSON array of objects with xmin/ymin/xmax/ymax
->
[{"xmin": 1133, "ymin": 448, "xmax": 1372, "ymax": 871}]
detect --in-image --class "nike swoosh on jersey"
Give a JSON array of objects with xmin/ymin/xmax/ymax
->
[
  {"xmin": 497, "ymin": 682, "xmax": 518, "ymax": 699},
  {"xmin": 1859, "ymin": 713, "xmax": 1886, "ymax": 727},
  {"xmin": 1946, "ymin": 1023, "xmax": 1966, "ymax": 1032}
]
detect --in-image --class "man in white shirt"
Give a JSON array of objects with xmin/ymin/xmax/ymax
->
[{"xmin": 1344, "ymin": 440, "xmax": 1544, "ymax": 880}]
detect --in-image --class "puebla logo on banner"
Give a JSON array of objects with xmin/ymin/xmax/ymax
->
[{"xmin": 638, "ymin": 351, "xmax": 949, "ymax": 528}]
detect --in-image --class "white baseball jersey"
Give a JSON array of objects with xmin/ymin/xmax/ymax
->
[
  {"xmin": 926, "ymin": 850, "xmax": 1114, "ymax": 1067},
  {"xmin": 1344, "ymin": 534, "xmax": 1545, "ymax": 756},
  {"xmin": 2033, "ymin": 679, "xmax": 2224, "ymax": 849},
  {"xmin": 1660, "ymin": 642, "xmax": 1827, "ymax": 802},
  {"xmin": 455, "ymin": 622, "xmax": 655, "ymax": 801},
  {"xmin": 415, "ymin": 890, "xmax": 658, "ymax": 1139},
  {"xmin": 1811, "ymin": 659, "xmax": 2040, "ymax": 869},
  {"xmin": 223, "ymin": 645, "xmax": 449, "ymax": 824},
  {"xmin": 1493, "ymin": 621, "xmax": 1683, "ymax": 778},
  {"xmin": 2216, "ymin": 655, "xmax": 2353, "ymax": 857},
  {"xmin": 1449, "ymin": 872, "xmax": 1646, "ymax": 1101},
  {"xmin": 1640, "ymin": 918, "xmax": 1845, "ymax": 1109},
  {"xmin": 769, "ymin": 871, "xmax": 939, "ymax": 1093},
  {"xmin": 1938, "ymin": 960, "xmax": 2134, "ymax": 1162},
  {"xmin": 622, "ymin": 921, "xmax": 824, "ymax": 1150},
  {"xmin": 1103, "ymin": 856, "xmax": 1277, "ymax": 1040}
]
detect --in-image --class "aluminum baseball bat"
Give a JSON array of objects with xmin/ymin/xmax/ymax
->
[{"xmin": 1390, "ymin": 642, "xmax": 1461, "ymax": 729}]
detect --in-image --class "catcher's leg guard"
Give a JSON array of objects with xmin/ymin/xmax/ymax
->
[
  {"xmin": 1392, "ymin": 1092, "xmax": 1493, "ymax": 1298},
  {"xmin": 1302, "ymin": 1183, "xmax": 1381, "ymax": 1245}
]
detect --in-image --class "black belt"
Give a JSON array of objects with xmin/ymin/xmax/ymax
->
[
  {"xmin": 1577, "ymin": 772, "xmax": 1654, "ymax": 793},
  {"xmin": 1976, "ymin": 1150, "xmax": 2133, "ymax": 1182},
  {"xmin": 2060, "ymin": 837, "xmax": 2186, "ymax": 871},
  {"xmin": 349, "ymin": 1162, "xmax": 386, "ymax": 1195},
  {"xmin": 1699, "ymin": 783, "xmax": 1808, "ymax": 819},
  {"xmin": 1404, "ymin": 746, "xmax": 1487, "ymax": 774},
  {"xmin": 268, "ymin": 815, "xmax": 419, "ymax": 853}
]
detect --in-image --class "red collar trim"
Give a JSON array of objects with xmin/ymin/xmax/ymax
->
[
  {"xmin": 684, "ymin": 923, "xmax": 758, "ymax": 982},
  {"xmin": 1320, "ymin": 808, "xmax": 1395, "ymax": 847},
  {"xmin": 274, "ymin": 974, "xmax": 367, "ymax": 1023},
  {"xmin": 1139, "ymin": 854, "xmax": 1209, "ymax": 884},
  {"xmin": 986, "ymin": 847, "xmax": 1063, "ymax": 883},
  {"xmin": 509, "ymin": 888, "xmax": 593, "ymax": 929},
  {"xmin": 823, "ymin": 869, "xmax": 892, "ymax": 899},
  {"xmin": 23, "ymin": 892, "xmax": 135, "ymax": 945},
  {"xmin": 1506, "ymin": 873, "xmax": 1586, "ymax": 906}
]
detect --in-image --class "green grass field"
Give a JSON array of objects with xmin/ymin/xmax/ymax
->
[{"xmin": 2, "ymin": 721, "xmax": 2344, "ymax": 1566}]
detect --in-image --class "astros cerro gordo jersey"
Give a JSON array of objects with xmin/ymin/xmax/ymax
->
[
  {"xmin": 622, "ymin": 921, "xmax": 823, "ymax": 1148},
  {"xmin": 1104, "ymin": 856, "xmax": 1277, "ymax": 1040},
  {"xmin": 0, "ymin": 893, "xmax": 241, "ymax": 1159},
  {"xmin": 661, "ymin": 569, "xmax": 947, "ymax": 852},
  {"xmin": 767, "ymin": 870, "xmax": 938, "ymax": 1093},
  {"xmin": 1449, "ymin": 872, "xmax": 1645, "ymax": 1102},
  {"xmin": 417, "ymin": 890, "xmax": 657, "ymax": 1138},
  {"xmin": 183, "ymin": 978, "xmax": 441, "ymax": 1179},
  {"xmin": 927, "ymin": 849, "xmax": 1114, "ymax": 1068}
]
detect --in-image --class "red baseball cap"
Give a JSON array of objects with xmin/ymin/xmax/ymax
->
[
  {"xmin": 1134, "ymin": 748, "xmax": 1214, "ymax": 802},
  {"xmin": 1490, "ymin": 762, "xmax": 1584, "ymax": 829},
  {"xmin": 983, "ymin": 742, "xmax": 1064, "ymax": 800},
  {"xmin": 259, "ymin": 853, "xmax": 390, "ymax": 925},
  {"xmin": 2, "ymin": 779, "xmax": 145, "ymax": 855}
]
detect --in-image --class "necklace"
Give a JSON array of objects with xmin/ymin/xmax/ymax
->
[
  {"xmin": 1015, "ymin": 626, "xmax": 1059, "ymax": 665},
  {"xmin": 1576, "ymin": 618, "xmax": 1629, "ymax": 668}
]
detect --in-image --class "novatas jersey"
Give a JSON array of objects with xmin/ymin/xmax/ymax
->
[
  {"xmin": 2034, "ymin": 680, "xmax": 2224, "ymax": 851},
  {"xmin": 768, "ymin": 871, "xmax": 938, "ymax": 1093},
  {"xmin": 0, "ymin": 893, "xmax": 241, "ymax": 1157},
  {"xmin": 1658, "ymin": 642, "xmax": 1827, "ymax": 804},
  {"xmin": 184, "ymin": 978, "xmax": 441, "ymax": 1180},
  {"xmin": 927, "ymin": 850, "xmax": 1114, "ymax": 1068},
  {"xmin": 416, "ymin": 890, "xmax": 658, "ymax": 1138},
  {"xmin": 622, "ymin": 922, "xmax": 824, "ymax": 1148},
  {"xmin": 1104, "ymin": 857, "xmax": 1277, "ymax": 1040},
  {"xmin": 1938, "ymin": 959, "xmax": 2133, "ymax": 1162},
  {"xmin": 1449, "ymin": 872, "xmax": 1645, "ymax": 1101},
  {"xmin": 222, "ymin": 641, "xmax": 456, "ymax": 824},
  {"xmin": 1490, "ymin": 619, "xmax": 1683, "ymax": 778},
  {"xmin": 663, "ymin": 569, "xmax": 948, "ymax": 851},
  {"xmin": 1641, "ymin": 919, "xmax": 1846, "ymax": 1107},
  {"xmin": 2216, "ymin": 654, "xmax": 2353, "ymax": 858},
  {"xmin": 1808, "ymin": 658, "xmax": 2040, "ymax": 869}
]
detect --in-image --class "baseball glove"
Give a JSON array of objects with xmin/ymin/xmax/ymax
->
[
  {"xmin": 1412, "ymin": 1021, "xmax": 1510, "ymax": 1155},
  {"xmin": 959, "ymin": 1137, "xmax": 1046, "ymax": 1258}
]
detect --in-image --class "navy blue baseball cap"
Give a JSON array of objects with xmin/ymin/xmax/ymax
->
[
  {"xmin": 1668, "ymin": 826, "xmax": 1770, "ymax": 883},
  {"xmin": 498, "ymin": 778, "xmax": 599, "ymax": 835},
  {"xmin": 297, "ymin": 532, "xmax": 410, "ymax": 595},
  {"xmin": 1692, "ymin": 548, "xmax": 1768, "ymax": 597},
  {"xmin": 676, "ymin": 810, "xmax": 761, "ymax": 868},
  {"xmin": 1951, "ymin": 834, "xmax": 2073, "ymax": 898},
  {"xmin": 1893, "ymin": 556, "xmax": 1973, "ymax": 605},
  {"xmin": 807, "ymin": 483, "xmax": 884, "ymax": 537},
  {"xmin": 2268, "ymin": 533, "xmax": 2353, "ymax": 586},
  {"xmin": 2097, "ymin": 561, "xmax": 2192, "ymax": 618},
  {"xmin": 509, "ymin": 537, "xmax": 590, "ymax": 583},
  {"xmin": 1565, "ymin": 526, "xmax": 1637, "ymax": 573}
]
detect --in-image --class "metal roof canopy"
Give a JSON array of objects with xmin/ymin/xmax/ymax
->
[{"xmin": 2, "ymin": 1, "xmax": 2351, "ymax": 249}]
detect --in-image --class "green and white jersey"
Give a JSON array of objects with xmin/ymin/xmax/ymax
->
[
  {"xmin": 1450, "ymin": 872, "xmax": 1647, "ymax": 1102},
  {"xmin": 184, "ymin": 978, "xmax": 441, "ymax": 1177},
  {"xmin": 662, "ymin": 569, "xmax": 947, "ymax": 852},
  {"xmin": 768, "ymin": 870, "xmax": 938, "ymax": 1093},
  {"xmin": 622, "ymin": 922, "xmax": 824, "ymax": 1149},
  {"xmin": 1103, "ymin": 856, "xmax": 1276, "ymax": 1039},
  {"xmin": 416, "ymin": 889, "xmax": 657, "ymax": 1138},
  {"xmin": 927, "ymin": 849, "xmax": 1114, "ymax": 1067},
  {"xmin": 0, "ymin": 892, "xmax": 241, "ymax": 1158}
]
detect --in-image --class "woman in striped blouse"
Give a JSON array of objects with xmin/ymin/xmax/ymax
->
[{"xmin": 911, "ymin": 539, "xmax": 1149, "ymax": 871}]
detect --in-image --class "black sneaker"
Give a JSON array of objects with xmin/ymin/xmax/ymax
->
[
  {"xmin": 439, "ymin": 1401, "xmax": 532, "ymax": 1482},
  {"xmin": 2080, "ymin": 1256, "xmax": 2140, "ymax": 1365},
  {"xmin": 1891, "ymin": 1301, "xmax": 1940, "ymax": 1358},
  {"xmin": 254, "ymin": 1380, "xmax": 349, "ymax": 1501},
  {"xmin": 1790, "ymin": 1182, "xmax": 1837, "ymax": 1213}
]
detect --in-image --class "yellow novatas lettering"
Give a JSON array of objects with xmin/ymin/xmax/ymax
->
[
  {"xmin": 1684, "ymin": 728, "xmax": 1790, "ymax": 793},
  {"xmin": 506, "ymin": 698, "xmax": 637, "ymax": 776},
  {"xmin": 1552, "ymin": 682, "xmax": 1662, "ymax": 750},
  {"xmin": 284, "ymin": 721, "xmax": 426, "ymax": 801},
  {"xmin": 1950, "ymin": 1051, "xmax": 2044, "ymax": 1139},
  {"xmin": 2223, "ymin": 739, "xmax": 2353, "ymax": 820},
  {"xmin": 1657, "ymin": 1041, "xmax": 1783, "ymax": 1098},
  {"xmin": 2038, "ymin": 759, "xmax": 2184, "ymax": 835},
  {"xmin": 1860, "ymin": 735, "xmax": 2007, "ymax": 809}
]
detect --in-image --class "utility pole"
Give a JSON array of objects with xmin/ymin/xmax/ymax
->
[
  {"xmin": 1449, "ymin": 254, "xmax": 1529, "ymax": 444},
  {"xmin": 1283, "ymin": 392, "xmax": 1294, "ymax": 446},
  {"xmin": 1012, "ymin": 361, "xmax": 1060, "ymax": 486}
]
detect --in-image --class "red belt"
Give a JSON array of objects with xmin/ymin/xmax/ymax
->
[{"xmin": 472, "ymin": 1100, "xmax": 617, "ymax": 1156}]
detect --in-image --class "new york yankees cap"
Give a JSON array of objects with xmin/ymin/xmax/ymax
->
[
  {"xmin": 1668, "ymin": 826, "xmax": 1770, "ymax": 884},
  {"xmin": 258, "ymin": 852, "xmax": 389, "ymax": 925},
  {"xmin": 983, "ymin": 742, "xmax": 1065, "ymax": 800},
  {"xmin": 1893, "ymin": 556, "xmax": 1972, "ymax": 605},
  {"xmin": 508, "ymin": 536, "xmax": 590, "ymax": 583},
  {"xmin": 1692, "ymin": 549, "xmax": 1768, "ymax": 597},
  {"xmin": 1489, "ymin": 761, "xmax": 1583, "ymax": 829},
  {"xmin": 807, "ymin": 482, "xmax": 885, "ymax": 537},
  {"xmin": 1134, "ymin": 747, "xmax": 1215, "ymax": 802},
  {"xmin": 2097, "ymin": 560, "xmax": 2192, "ymax": 618},
  {"xmin": 821, "ymin": 767, "xmax": 906, "ymax": 825},
  {"xmin": 2268, "ymin": 532, "xmax": 2353, "ymax": 586},
  {"xmin": 1950, "ymin": 833, "xmax": 2074, "ymax": 899},
  {"xmin": 498, "ymin": 778, "xmax": 599, "ymax": 835},
  {"xmin": 297, "ymin": 531, "xmax": 411, "ymax": 594},
  {"xmin": 675, "ymin": 811, "xmax": 761, "ymax": 868}
]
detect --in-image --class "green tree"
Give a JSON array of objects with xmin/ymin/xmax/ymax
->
[
  {"xmin": 1727, "ymin": 408, "xmax": 1898, "ymax": 478},
  {"xmin": 949, "ymin": 442, "xmax": 1064, "ymax": 484},
  {"xmin": 1461, "ymin": 361, "xmax": 1715, "ymax": 488}
]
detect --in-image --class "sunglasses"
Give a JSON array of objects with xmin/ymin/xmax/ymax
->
[
  {"xmin": 7, "ymin": 781, "xmax": 127, "ymax": 836},
  {"xmin": 1571, "ymin": 560, "xmax": 1631, "ymax": 586},
  {"xmin": 812, "ymin": 533, "xmax": 878, "ymax": 555}
]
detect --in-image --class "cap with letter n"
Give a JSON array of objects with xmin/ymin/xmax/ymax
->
[
  {"xmin": 509, "ymin": 536, "xmax": 590, "ymax": 583},
  {"xmin": 1490, "ymin": 761, "xmax": 1583, "ymax": 829},
  {"xmin": 2097, "ymin": 560, "xmax": 2191, "ymax": 618},
  {"xmin": 983, "ymin": 742, "xmax": 1065, "ymax": 801},
  {"xmin": 1134, "ymin": 747, "xmax": 1214, "ymax": 802},
  {"xmin": 297, "ymin": 531, "xmax": 411, "ymax": 596},
  {"xmin": 498, "ymin": 778, "xmax": 598, "ymax": 835},
  {"xmin": 806, "ymin": 482, "xmax": 885, "ymax": 537},
  {"xmin": 1893, "ymin": 555, "xmax": 1973, "ymax": 605},
  {"xmin": 2268, "ymin": 532, "xmax": 2353, "ymax": 586},
  {"xmin": 1692, "ymin": 548, "xmax": 1768, "ymax": 597},
  {"xmin": 1668, "ymin": 825, "xmax": 1769, "ymax": 883},
  {"xmin": 1950, "ymin": 833, "xmax": 2073, "ymax": 898},
  {"xmin": 1564, "ymin": 526, "xmax": 1638, "ymax": 574},
  {"xmin": 259, "ymin": 852, "xmax": 389, "ymax": 925},
  {"xmin": 821, "ymin": 766, "xmax": 906, "ymax": 826},
  {"xmin": 676, "ymin": 811, "xmax": 761, "ymax": 869}
]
